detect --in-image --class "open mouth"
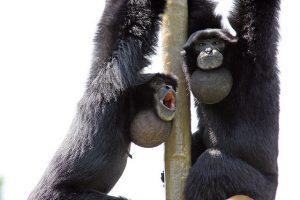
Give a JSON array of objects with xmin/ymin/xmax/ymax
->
[
  {"xmin": 155, "ymin": 85, "xmax": 176, "ymax": 121},
  {"xmin": 161, "ymin": 89, "xmax": 176, "ymax": 111}
]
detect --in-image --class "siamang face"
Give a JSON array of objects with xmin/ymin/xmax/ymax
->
[
  {"xmin": 183, "ymin": 29, "xmax": 237, "ymax": 72},
  {"xmin": 194, "ymin": 38, "xmax": 225, "ymax": 70},
  {"xmin": 151, "ymin": 79, "xmax": 176, "ymax": 122}
]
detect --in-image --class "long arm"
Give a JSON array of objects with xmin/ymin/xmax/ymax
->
[{"xmin": 89, "ymin": 0, "xmax": 166, "ymax": 91}]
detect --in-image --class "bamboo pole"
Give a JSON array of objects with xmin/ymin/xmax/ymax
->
[{"xmin": 162, "ymin": 1, "xmax": 191, "ymax": 200}]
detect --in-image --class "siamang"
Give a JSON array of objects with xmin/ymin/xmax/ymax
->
[
  {"xmin": 182, "ymin": 28, "xmax": 237, "ymax": 104},
  {"xmin": 182, "ymin": 0, "xmax": 280, "ymax": 199},
  {"xmin": 28, "ymin": 0, "xmax": 177, "ymax": 199}
]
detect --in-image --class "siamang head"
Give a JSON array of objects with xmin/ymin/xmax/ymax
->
[
  {"xmin": 149, "ymin": 75, "xmax": 177, "ymax": 121},
  {"xmin": 133, "ymin": 74, "xmax": 177, "ymax": 121},
  {"xmin": 182, "ymin": 28, "xmax": 237, "ymax": 73}
]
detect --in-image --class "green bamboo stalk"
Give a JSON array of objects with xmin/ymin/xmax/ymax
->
[{"xmin": 162, "ymin": 0, "xmax": 191, "ymax": 200}]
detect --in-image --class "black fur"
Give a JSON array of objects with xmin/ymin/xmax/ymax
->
[
  {"xmin": 184, "ymin": 0, "xmax": 280, "ymax": 199},
  {"xmin": 27, "ymin": 0, "xmax": 176, "ymax": 199}
]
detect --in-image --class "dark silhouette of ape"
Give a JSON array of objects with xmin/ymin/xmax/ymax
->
[{"xmin": 183, "ymin": 0, "xmax": 280, "ymax": 199}]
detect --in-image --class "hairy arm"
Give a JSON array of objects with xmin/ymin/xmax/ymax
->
[{"xmin": 89, "ymin": 0, "xmax": 166, "ymax": 93}]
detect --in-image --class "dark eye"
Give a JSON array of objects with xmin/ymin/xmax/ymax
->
[
  {"xmin": 198, "ymin": 42, "xmax": 205, "ymax": 46},
  {"xmin": 213, "ymin": 41, "xmax": 220, "ymax": 45}
]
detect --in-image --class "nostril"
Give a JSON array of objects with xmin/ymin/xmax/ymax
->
[
  {"xmin": 205, "ymin": 47, "xmax": 212, "ymax": 54},
  {"xmin": 165, "ymin": 85, "xmax": 171, "ymax": 90}
]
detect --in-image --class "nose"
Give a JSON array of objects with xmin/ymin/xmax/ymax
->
[
  {"xmin": 165, "ymin": 85, "xmax": 173, "ymax": 90},
  {"xmin": 205, "ymin": 47, "xmax": 212, "ymax": 54}
]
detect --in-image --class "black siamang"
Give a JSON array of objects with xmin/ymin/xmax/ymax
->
[
  {"xmin": 28, "ymin": 0, "xmax": 176, "ymax": 199},
  {"xmin": 183, "ymin": 0, "xmax": 280, "ymax": 199}
]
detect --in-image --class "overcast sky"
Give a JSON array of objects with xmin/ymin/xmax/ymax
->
[{"xmin": 0, "ymin": 1, "xmax": 299, "ymax": 200}]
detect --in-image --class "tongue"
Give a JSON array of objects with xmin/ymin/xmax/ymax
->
[{"xmin": 163, "ymin": 91, "xmax": 175, "ymax": 109}]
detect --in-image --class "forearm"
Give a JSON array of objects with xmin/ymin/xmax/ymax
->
[{"xmin": 89, "ymin": 0, "xmax": 166, "ymax": 90}]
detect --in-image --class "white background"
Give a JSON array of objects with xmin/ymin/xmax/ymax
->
[{"xmin": 0, "ymin": 1, "xmax": 299, "ymax": 200}]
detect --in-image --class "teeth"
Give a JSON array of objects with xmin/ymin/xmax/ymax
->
[{"xmin": 171, "ymin": 102, "xmax": 175, "ymax": 109}]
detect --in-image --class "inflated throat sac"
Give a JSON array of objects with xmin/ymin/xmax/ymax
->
[{"xmin": 190, "ymin": 67, "xmax": 232, "ymax": 104}]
